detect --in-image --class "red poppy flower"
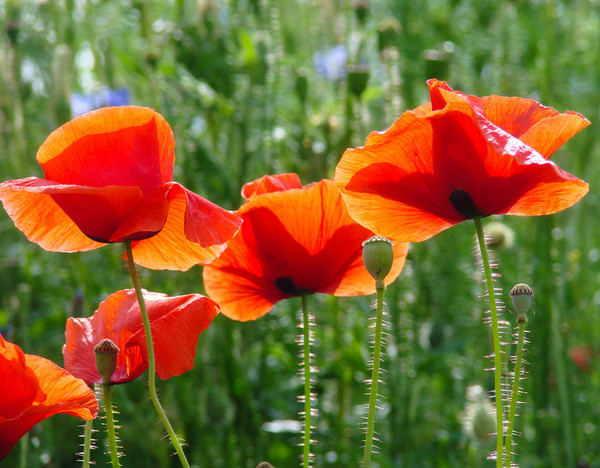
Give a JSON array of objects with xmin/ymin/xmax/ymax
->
[
  {"xmin": 0, "ymin": 335, "xmax": 98, "ymax": 460},
  {"xmin": 63, "ymin": 289, "xmax": 219, "ymax": 384},
  {"xmin": 0, "ymin": 106, "xmax": 241, "ymax": 270},
  {"xmin": 335, "ymin": 79, "xmax": 590, "ymax": 242},
  {"xmin": 203, "ymin": 174, "xmax": 409, "ymax": 321}
]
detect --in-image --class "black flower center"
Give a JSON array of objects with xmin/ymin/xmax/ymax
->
[
  {"xmin": 274, "ymin": 277, "xmax": 310, "ymax": 296},
  {"xmin": 449, "ymin": 189, "xmax": 483, "ymax": 219}
]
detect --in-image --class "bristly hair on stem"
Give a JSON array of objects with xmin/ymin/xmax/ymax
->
[
  {"xmin": 473, "ymin": 219, "xmax": 508, "ymax": 467},
  {"xmin": 297, "ymin": 297, "xmax": 318, "ymax": 468}
]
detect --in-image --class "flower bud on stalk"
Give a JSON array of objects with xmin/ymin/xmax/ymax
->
[
  {"xmin": 94, "ymin": 339, "xmax": 119, "ymax": 385},
  {"xmin": 362, "ymin": 236, "xmax": 394, "ymax": 287}
]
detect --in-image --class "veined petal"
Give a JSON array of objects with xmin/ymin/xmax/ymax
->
[
  {"xmin": 0, "ymin": 178, "xmax": 105, "ymax": 251},
  {"xmin": 38, "ymin": 106, "xmax": 175, "ymax": 190},
  {"xmin": 204, "ymin": 178, "xmax": 408, "ymax": 321},
  {"xmin": 0, "ymin": 336, "xmax": 97, "ymax": 460},
  {"xmin": 241, "ymin": 173, "xmax": 303, "ymax": 199},
  {"xmin": 64, "ymin": 289, "xmax": 219, "ymax": 384},
  {"xmin": 130, "ymin": 184, "xmax": 241, "ymax": 271},
  {"xmin": 336, "ymin": 113, "xmax": 461, "ymax": 242},
  {"xmin": 127, "ymin": 294, "xmax": 219, "ymax": 379}
]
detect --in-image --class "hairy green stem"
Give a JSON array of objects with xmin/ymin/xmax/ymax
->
[
  {"xmin": 301, "ymin": 294, "xmax": 312, "ymax": 467},
  {"xmin": 101, "ymin": 382, "xmax": 120, "ymax": 468},
  {"xmin": 505, "ymin": 315, "xmax": 526, "ymax": 467},
  {"xmin": 82, "ymin": 411, "xmax": 94, "ymax": 468},
  {"xmin": 474, "ymin": 217, "xmax": 504, "ymax": 467},
  {"xmin": 124, "ymin": 240, "xmax": 190, "ymax": 468},
  {"xmin": 363, "ymin": 281, "xmax": 386, "ymax": 468}
]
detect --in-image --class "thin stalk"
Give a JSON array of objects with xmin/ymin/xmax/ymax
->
[
  {"xmin": 124, "ymin": 240, "xmax": 191, "ymax": 468},
  {"xmin": 101, "ymin": 383, "xmax": 120, "ymax": 468},
  {"xmin": 505, "ymin": 315, "xmax": 527, "ymax": 467},
  {"xmin": 301, "ymin": 294, "xmax": 313, "ymax": 467},
  {"xmin": 18, "ymin": 433, "xmax": 28, "ymax": 468},
  {"xmin": 363, "ymin": 281, "xmax": 386, "ymax": 468},
  {"xmin": 82, "ymin": 415, "xmax": 94, "ymax": 468},
  {"xmin": 473, "ymin": 217, "xmax": 504, "ymax": 467}
]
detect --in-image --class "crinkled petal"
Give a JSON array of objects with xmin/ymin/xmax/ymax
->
[
  {"xmin": 241, "ymin": 173, "xmax": 303, "ymax": 199},
  {"xmin": 38, "ymin": 106, "xmax": 175, "ymax": 189},
  {"xmin": 130, "ymin": 183, "xmax": 242, "ymax": 271},
  {"xmin": 337, "ymin": 81, "xmax": 589, "ymax": 242},
  {"xmin": 0, "ymin": 178, "xmax": 105, "ymax": 251},
  {"xmin": 204, "ymin": 179, "xmax": 408, "ymax": 321},
  {"xmin": 0, "ymin": 336, "xmax": 97, "ymax": 460},
  {"xmin": 64, "ymin": 289, "xmax": 218, "ymax": 384},
  {"xmin": 336, "ymin": 113, "xmax": 459, "ymax": 242},
  {"xmin": 127, "ymin": 294, "xmax": 219, "ymax": 379}
]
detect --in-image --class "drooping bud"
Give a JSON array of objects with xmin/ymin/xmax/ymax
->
[
  {"xmin": 362, "ymin": 236, "xmax": 394, "ymax": 285},
  {"xmin": 510, "ymin": 283, "xmax": 533, "ymax": 322},
  {"xmin": 94, "ymin": 339, "xmax": 119, "ymax": 384}
]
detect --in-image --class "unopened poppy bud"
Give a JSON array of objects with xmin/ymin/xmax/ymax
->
[
  {"xmin": 362, "ymin": 236, "xmax": 394, "ymax": 284},
  {"xmin": 94, "ymin": 339, "xmax": 119, "ymax": 384},
  {"xmin": 510, "ymin": 283, "xmax": 533, "ymax": 322},
  {"xmin": 347, "ymin": 64, "xmax": 370, "ymax": 98}
]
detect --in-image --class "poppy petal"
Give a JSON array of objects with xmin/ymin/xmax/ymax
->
[
  {"xmin": 37, "ymin": 106, "xmax": 175, "ymax": 190},
  {"xmin": 0, "ymin": 336, "xmax": 97, "ymax": 460},
  {"xmin": 337, "ymin": 81, "xmax": 589, "ymax": 242},
  {"xmin": 336, "ymin": 114, "xmax": 459, "ymax": 242},
  {"xmin": 478, "ymin": 96, "xmax": 590, "ymax": 158},
  {"xmin": 64, "ymin": 289, "xmax": 218, "ymax": 384},
  {"xmin": 0, "ymin": 336, "xmax": 43, "ymax": 421},
  {"xmin": 204, "ymin": 179, "xmax": 409, "ymax": 321},
  {"xmin": 241, "ymin": 173, "xmax": 303, "ymax": 199},
  {"xmin": 127, "ymin": 294, "xmax": 219, "ymax": 379},
  {"xmin": 130, "ymin": 184, "xmax": 242, "ymax": 271},
  {"xmin": 0, "ymin": 178, "xmax": 105, "ymax": 251}
]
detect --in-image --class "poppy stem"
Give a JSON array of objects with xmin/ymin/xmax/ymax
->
[
  {"xmin": 101, "ymin": 382, "xmax": 120, "ymax": 468},
  {"xmin": 505, "ymin": 313, "xmax": 527, "ymax": 468},
  {"xmin": 300, "ymin": 293, "xmax": 314, "ymax": 467},
  {"xmin": 473, "ymin": 217, "xmax": 504, "ymax": 467},
  {"xmin": 363, "ymin": 280, "xmax": 386, "ymax": 468},
  {"xmin": 82, "ymin": 413, "xmax": 94, "ymax": 468},
  {"xmin": 124, "ymin": 240, "xmax": 191, "ymax": 468}
]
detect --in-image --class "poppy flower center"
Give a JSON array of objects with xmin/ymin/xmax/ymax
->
[
  {"xmin": 274, "ymin": 276, "xmax": 311, "ymax": 296},
  {"xmin": 449, "ymin": 189, "xmax": 483, "ymax": 219}
]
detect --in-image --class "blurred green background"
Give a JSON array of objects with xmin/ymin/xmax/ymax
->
[{"xmin": 1, "ymin": 0, "xmax": 599, "ymax": 467}]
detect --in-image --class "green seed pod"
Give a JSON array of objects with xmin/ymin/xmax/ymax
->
[
  {"xmin": 510, "ymin": 283, "xmax": 533, "ymax": 321},
  {"xmin": 94, "ymin": 338, "xmax": 119, "ymax": 384},
  {"xmin": 362, "ymin": 236, "xmax": 394, "ymax": 284}
]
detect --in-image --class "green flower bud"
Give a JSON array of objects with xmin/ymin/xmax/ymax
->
[
  {"xmin": 362, "ymin": 236, "xmax": 394, "ymax": 284},
  {"xmin": 94, "ymin": 338, "xmax": 119, "ymax": 384},
  {"xmin": 510, "ymin": 283, "xmax": 533, "ymax": 322},
  {"xmin": 347, "ymin": 64, "xmax": 370, "ymax": 98}
]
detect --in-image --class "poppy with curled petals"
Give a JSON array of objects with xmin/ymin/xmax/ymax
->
[
  {"xmin": 203, "ymin": 174, "xmax": 409, "ymax": 321},
  {"xmin": 0, "ymin": 106, "xmax": 241, "ymax": 270},
  {"xmin": 335, "ymin": 79, "xmax": 590, "ymax": 243},
  {"xmin": 0, "ymin": 335, "xmax": 98, "ymax": 460},
  {"xmin": 63, "ymin": 289, "xmax": 219, "ymax": 384}
]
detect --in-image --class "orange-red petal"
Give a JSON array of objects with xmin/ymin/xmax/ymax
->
[
  {"xmin": 129, "ymin": 183, "xmax": 242, "ymax": 270},
  {"xmin": 241, "ymin": 173, "xmax": 303, "ymax": 199},
  {"xmin": 204, "ymin": 178, "xmax": 408, "ymax": 321},
  {"xmin": 336, "ymin": 80, "xmax": 589, "ymax": 242},
  {"xmin": 0, "ymin": 335, "xmax": 97, "ymax": 460},
  {"xmin": 63, "ymin": 289, "xmax": 219, "ymax": 384},
  {"xmin": 0, "ymin": 178, "xmax": 106, "ymax": 251},
  {"xmin": 37, "ymin": 106, "xmax": 175, "ymax": 190}
]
